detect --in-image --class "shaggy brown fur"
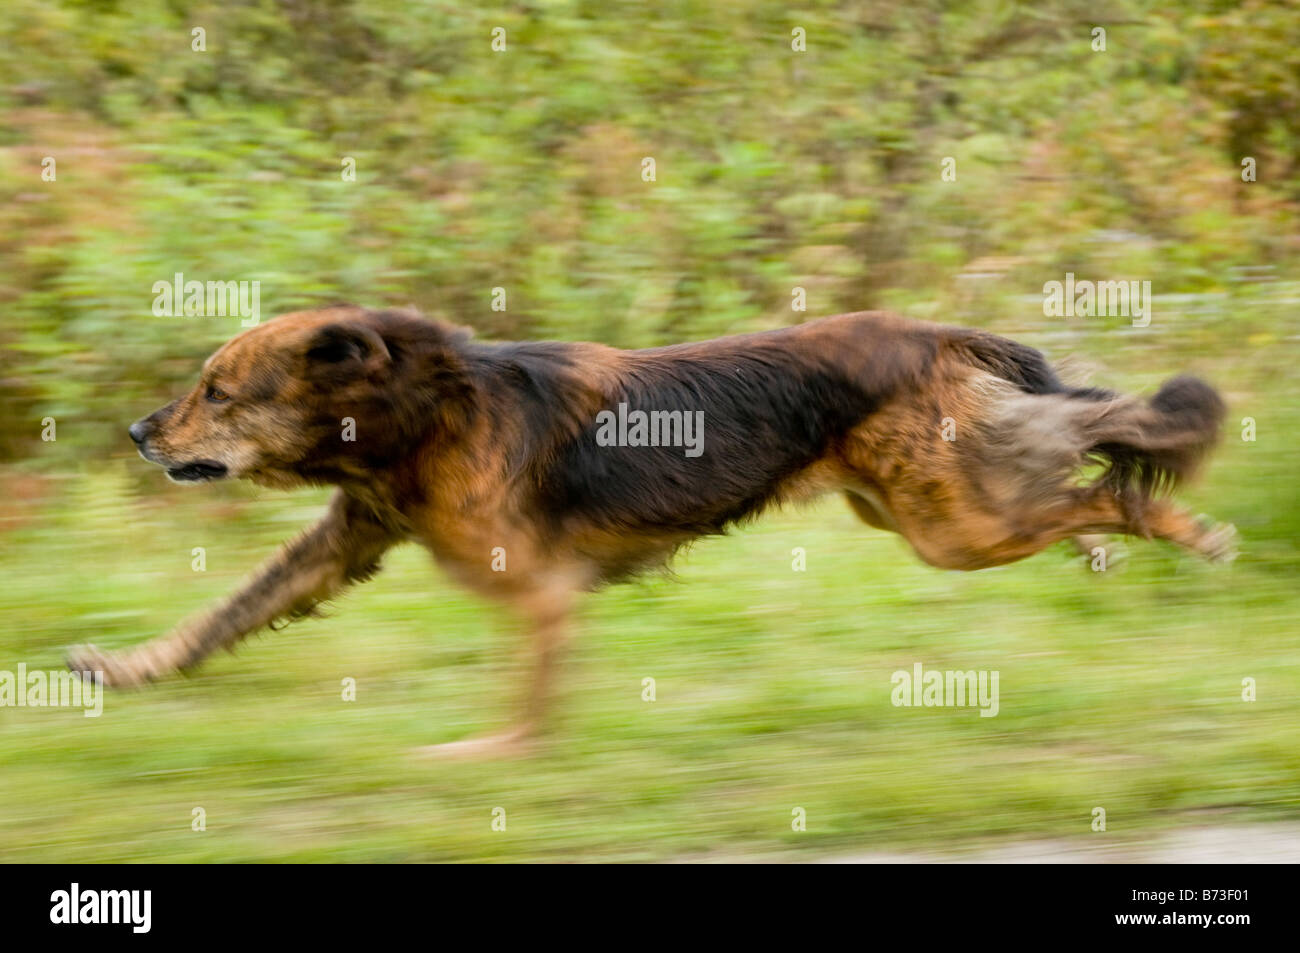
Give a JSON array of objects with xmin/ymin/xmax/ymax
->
[{"xmin": 68, "ymin": 307, "xmax": 1232, "ymax": 755}]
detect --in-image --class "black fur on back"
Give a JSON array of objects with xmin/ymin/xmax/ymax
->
[
  {"xmin": 461, "ymin": 338, "xmax": 599, "ymax": 476},
  {"xmin": 536, "ymin": 353, "xmax": 868, "ymax": 535},
  {"xmin": 472, "ymin": 323, "xmax": 936, "ymax": 540}
]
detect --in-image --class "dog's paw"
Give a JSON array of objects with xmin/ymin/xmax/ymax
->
[
  {"xmin": 412, "ymin": 729, "xmax": 536, "ymax": 761},
  {"xmin": 66, "ymin": 644, "xmax": 153, "ymax": 689},
  {"xmin": 66, "ymin": 643, "xmax": 107, "ymax": 681},
  {"xmin": 1196, "ymin": 518, "xmax": 1238, "ymax": 564},
  {"xmin": 1072, "ymin": 534, "xmax": 1126, "ymax": 572}
]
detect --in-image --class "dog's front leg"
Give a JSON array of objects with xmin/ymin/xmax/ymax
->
[
  {"xmin": 419, "ymin": 584, "xmax": 578, "ymax": 759},
  {"xmin": 67, "ymin": 491, "xmax": 399, "ymax": 687}
]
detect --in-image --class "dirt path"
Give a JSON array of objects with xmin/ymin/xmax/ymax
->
[{"xmin": 815, "ymin": 823, "xmax": 1300, "ymax": 863}]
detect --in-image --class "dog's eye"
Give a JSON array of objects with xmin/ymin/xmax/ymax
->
[{"xmin": 205, "ymin": 386, "xmax": 231, "ymax": 403}]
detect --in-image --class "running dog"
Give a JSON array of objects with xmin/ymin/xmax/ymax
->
[{"xmin": 68, "ymin": 307, "xmax": 1233, "ymax": 755}]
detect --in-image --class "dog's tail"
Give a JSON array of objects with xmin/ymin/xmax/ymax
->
[{"xmin": 954, "ymin": 330, "xmax": 1225, "ymax": 497}]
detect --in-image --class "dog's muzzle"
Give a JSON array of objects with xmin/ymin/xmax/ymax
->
[{"xmin": 130, "ymin": 413, "xmax": 227, "ymax": 481}]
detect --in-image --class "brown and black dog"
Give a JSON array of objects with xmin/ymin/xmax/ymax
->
[{"xmin": 68, "ymin": 306, "xmax": 1233, "ymax": 755}]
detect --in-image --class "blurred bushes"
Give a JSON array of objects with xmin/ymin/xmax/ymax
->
[{"xmin": 0, "ymin": 0, "xmax": 1297, "ymax": 464}]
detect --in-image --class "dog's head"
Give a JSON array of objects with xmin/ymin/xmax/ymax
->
[{"xmin": 130, "ymin": 306, "xmax": 463, "ymax": 487}]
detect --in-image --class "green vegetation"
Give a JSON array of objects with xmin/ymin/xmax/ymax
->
[{"xmin": 0, "ymin": 1, "xmax": 1296, "ymax": 860}]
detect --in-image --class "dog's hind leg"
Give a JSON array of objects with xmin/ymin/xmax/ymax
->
[
  {"xmin": 67, "ymin": 490, "xmax": 399, "ymax": 687},
  {"xmin": 1011, "ymin": 491, "xmax": 1236, "ymax": 564},
  {"xmin": 842, "ymin": 369, "xmax": 1231, "ymax": 570},
  {"xmin": 1005, "ymin": 490, "xmax": 1234, "ymax": 566},
  {"xmin": 1134, "ymin": 501, "xmax": 1238, "ymax": 562}
]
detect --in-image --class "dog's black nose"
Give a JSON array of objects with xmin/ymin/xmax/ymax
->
[{"xmin": 128, "ymin": 420, "xmax": 148, "ymax": 445}]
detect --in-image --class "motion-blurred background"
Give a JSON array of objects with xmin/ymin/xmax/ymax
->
[{"xmin": 1, "ymin": 1, "xmax": 1296, "ymax": 861}]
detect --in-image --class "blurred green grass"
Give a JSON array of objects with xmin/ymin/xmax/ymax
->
[{"xmin": 1, "ymin": 352, "xmax": 1296, "ymax": 861}]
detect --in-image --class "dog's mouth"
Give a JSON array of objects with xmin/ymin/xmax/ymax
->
[{"xmin": 166, "ymin": 460, "xmax": 229, "ymax": 482}]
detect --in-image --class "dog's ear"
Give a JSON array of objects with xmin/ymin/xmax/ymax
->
[{"xmin": 305, "ymin": 322, "xmax": 391, "ymax": 370}]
